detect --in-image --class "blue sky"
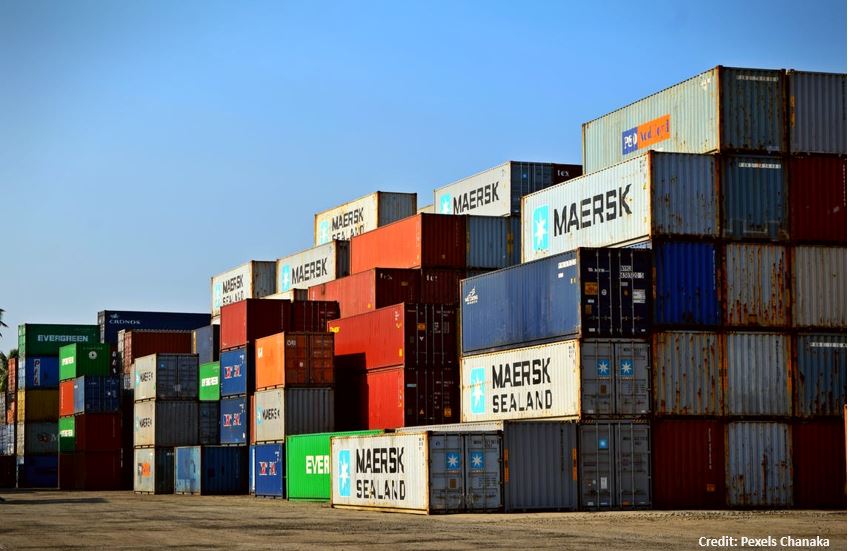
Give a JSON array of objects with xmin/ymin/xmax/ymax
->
[{"xmin": 1, "ymin": 0, "xmax": 845, "ymax": 353}]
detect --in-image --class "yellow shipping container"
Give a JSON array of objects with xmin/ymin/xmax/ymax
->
[{"xmin": 16, "ymin": 389, "xmax": 59, "ymax": 423}]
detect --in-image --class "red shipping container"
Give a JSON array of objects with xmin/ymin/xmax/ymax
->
[
  {"xmin": 59, "ymin": 380, "xmax": 75, "ymax": 417},
  {"xmin": 789, "ymin": 156, "xmax": 846, "ymax": 243},
  {"xmin": 221, "ymin": 299, "xmax": 291, "ymax": 351},
  {"xmin": 254, "ymin": 332, "xmax": 334, "ymax": 389},
  {"xmin": 793, "ymin": 419, "xmax": 846, "ymax": 508},
  {"xmin": 328, "ymin": 303, "xmax": 458, "ymax": 371},
  {"xmin": 64, "ymin": 450, "xmax": 123, "ymax": 491},
  {"xmin": 350, "ymin": 213, "xmax": 467, "ymax": 273},
  {"xmin": 7, "ymin": 357, "xmax": 16, "ymax": 394},
  {"xmin": 364, "ymin": 365, "xmax": 459, "ymax": 430},
  {"xmin": 418, "ymin": 269, "xmax": 464, "ymax": 304},
  {"xmin": 59, "ymin": 453, "xmax": 78, "ymax": 491},
  {"xmin": 122, "ymin": 330, "xmax": 192, "ymax": 375},
  {"xmin": 652, "ymin": 419, "xmax": 726, "ymax": 509},
  {"xmin": 290, "ymin": 300, "xmax": 340, "ymax": 335},
  {"xmin": 76, "ymin": 412, "xmax": 122, "ymax": 451}
]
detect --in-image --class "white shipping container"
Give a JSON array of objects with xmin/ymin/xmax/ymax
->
[
  {"xmin": 210, "ymin": 261, "xmax": 276, "ymax": 317},
  {"xmin": 275, "ymin": 241, "xmax": 350, "ymax": 294},
  {"xmin": 253, "ymin": 387, "xmax": 334, "ymax": 443},
  {"xmin": 314, "ymin": 191, "xmax": 417, "ymax": 245},
  {"xmin": 264, "ymin": 289, "xmax": 309, "ymax": 301}
]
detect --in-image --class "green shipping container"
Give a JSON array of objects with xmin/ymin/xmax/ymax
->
[
  {"xmin": 199, "ymin": 362, "xmax": 221, "ymax": 401},
  {"xmin": 59, "ymin": 416, "xmax": 75, "ymax": 452},
  {"xmin": 286, "ymin": 430, "xmax": 382, "ymax": 501},
  {"xmin": 59, "ymin": 343, "xmax": 111, "ymax": 381},
  {"xmin": 19, "ymin": 324, "xmax": 99, "ymax": 357}
]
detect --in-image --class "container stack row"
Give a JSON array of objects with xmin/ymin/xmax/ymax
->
[{"xmin": 0, "ymin": 357, "xmax": 16, "ymax": 487}]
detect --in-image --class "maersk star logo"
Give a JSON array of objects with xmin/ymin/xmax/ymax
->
[
  {"xmin": 469, "ymin": 451, "xmax": 484, "ymax": 471},
  {"xmin": 470, "ymin": 367, "xmax": 485, "ymax": 414},
  {"xmin": 280, "ymin": 265, "xmax": 292, "ymax": 292},
  {"xmin": 318, "ymin": 221, "xmax": 330, "ymax": 244},
  {"xmin": 597, "ymin": 359, "xmax": 610, "ymax": 378},
  {"xmin": 439, "ymin": 193, "xmax": 452, "ymax": 214},
  {"xmin": 620, "ymin": 360, "xmax": 633, "ymax": 377},
  {"xmin": 338, "ymin": 450, "xmax": 351, "ymax": 497},
  {"xmin": 446, "ymin": 452, "xmax": 461, "ymax": 471},
  {"xmin": 256, "ymin": 406, "xmax": 263, "ymax": 425},
  {"xmin": 213, "ymin": 282, "xmax": 223, "ymax": 308},
  {"xmin": 532, "ymin": 205, "xmax": 549, "ymax": 250},
  {"xmin": 598, "ymin": 437, "xmax": 609, "ymax": 450}
]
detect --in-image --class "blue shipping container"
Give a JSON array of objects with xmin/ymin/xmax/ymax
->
[
  {"xmin": 653, "ymin": 241, "xmax": 720, "ymax": 327},
  {"xmin": 18, "ymin": 356, "xmax": 60, "ymax": 389},
  {"xmin": 253, "ymin": 443, "xmax": 285, "ymax": 497},
  {"xmin": 249, "ymin": 445, "xmax": 256, "ymax": 495},
  {"xmin": 193, "ymin": 325, "xmax": 220, "ymax": 364},
  {"xmin": 795, "ymin": 333, "xmax": 847, "ymax": 418},
  {"xmin": 220, "ymin": 347, "xmax": 252, "ymax": 397},
  {"xmin": 175, "ymin": 446, "xmax": 249, "ymax": 495},
  {"xmin": 461, "ymin": 248, "xmax": 653, "ymax": 355},
  {"xmin": 465, "ymin": 215, "xmax": 521, "ymax": 270},
  {"xmin": 722, "ymin": 155, "xmax": 788, "ymax": 241},
  {"xmin": 17, "ymin": 455, "xmax": 58, "ymax": 488},
  {"xmin": 199, "ymin": 402, "xmax": 220, "ymax": 445},
  {"xmin": 220, "ymin": 396, "xmax": 248, "ymax": 445},
  {"xmin": 98, "ymin": 310, "xmax": 211, "ymax": 345},
  {"xmin": 73, "ymin": 376, "xmax": 120, "ymax": 414}
]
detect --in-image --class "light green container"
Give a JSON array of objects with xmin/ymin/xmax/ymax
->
[
  {"xmin": 59, "ymin": 416, "xmax": 75, "ymax": 452},
  {"xmin": 18, "ymin": 324, "xmax": 99, "ymax": 357},
  {"xmin": 285, "ymin": 430, "xmax": 382, "ymax": 501},
  {"xmin": 199, "ymin": 361, "xmax": 220, "ymax": 401},
  {"xmin": 59, "ymin": 343, "xmax": 111, "ymax": 381}
]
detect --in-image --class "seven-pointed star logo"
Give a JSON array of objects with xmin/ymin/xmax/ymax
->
[
  {"xmin": 338, "ymin": 450, "xmax": 351, "ymax": 497},
  {"xmin": 620, "ymin": 360, "xmax": 633, "ymax": 377},
  {"xmin": 213, "ymin": 282, "xmax": 223, "ymax": 308},
  {"xmin": 470, "ymin": 452, "xmax": 484, "ymax": 470},
  {"xmin": 470, "ymin": 367, "xmax": 485, "ymax": 414},
  {"xmin": 446, "ymin": 452, "xmax": 461, "ymax": 471},
  {"xmin": 280, "ymin": 265, "xmax": 292, "ymax": 291},
  {"xmin": 319, "ymin": 221, "xmax": 330, "ymax": 244},
  {"xmin": 439, "ymin": 193, "xmax": 452, "ymax": 214},
  {"xmin": 597, "ymin": 359, "xmax": 610, "ymax": 377},
  {"xmin": 532, "ymin": 205, "xmax": 549, "ymax": 250}
]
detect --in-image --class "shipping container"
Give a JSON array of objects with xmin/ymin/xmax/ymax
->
[
  {"xmin": 133, "ymin": 400, "xmax": 198, "ymax": 448},
  {"xmin": 253, "ymin": 442, "xmax": 285, "ymax": 497},
  {"xmin": 17, "ymin": 356, "xmax": 59, "ymax": 389},
  {"xmin": 192, "ymin": 324, "xmax": 220, "ymax": 364},
  {"xmin": 435, "ymin": 161, "xmax": 581, "ymax": 217},
  {"xmin": 285, "ymin": 430, "xmax": 383, "ymax": 501},
  {"xmin": 220, "ymin": 347, "xmax": 252, "ymax": 397},
  {"xmin": 418, "ymin": 204, "xmax": 434, "ymax": 214},
  {"xmin": 59, "ymin": 416, "xmax": 75, "ymax": 453},
  {"xmin": 220, "ymin": 299, "xmax": 289, "ymax": 351},
  {"xmin": 788, "ymin": 156, "xmax": 846, "ymax": 243},
  {"xmin": 18, "ymin": 323, "xmax": 99, "ymax": 357},
  {"xmin": 255, "ymin": 332, "xmax": 334, "ymax": 389},
  {"xmin": 199, "ymin": 402, "xmax": 220, "ymax": 445},
  {"xmin": 792, "ymin": 419, "xmax": 846, "ymax": 508},
  {"xmin": 581, "ymin": 66, "xmax": 785, "ymax": 174},
  {"xmin": 220, "ymin": 396, "xmax": 248, "ymax": 445},
  {"xmin": 725, "ymin": 421, "xmax": 792, "ymax": 507},
  {"xmin": 651, "ymin": 419, "xmax": 725, "ymax": 509},
  {"xmin": 724, "ymin": 332, "xmax": 791, "ymax": 417},
  {"xmin": 98, "ymin": 310, "xmax": 210, "ymax": 346},
  {"xmin": 75, "ymin": 412, "xmax": 122, "ymax": 451},
  {"xmin": 263, "ymin": 289, "xmax": 309, "ymax": 301},
  {"xmin": 122, "ymin": 330, "xmax": 193, "ymax": 376},
  {"xmin": 73, "ymin": 376, "xmax": 120, "ymax": 414},
  {"xmin": 461, "ymin": 248, "xmax": 652, "ymax": 355},
  {"xmin": 60, "ymin": 450, "xmax": 122, "ymax": 490},
  {"xmin": 0, "ymin": 456, "xmax": 15, "ymax": 487},
  {"xmin": 17, "ymin": 389, "xmax": 58, "ymax": 422},
  {"xmin": 578, "ymin": 421, "xmax": 651, "ymax": 510},
  {"xmin": 721, "ymin": 155, "xmax": 788, "ymax": 241},
  {"xmin": 252, "ymin": 387, "xmax": 334, "ymax": 443},
  {"xmin": 211, "ymin": 260, "xmax": 277, "ymax": 318},
  {"xmin": 276, "ymin": 240, "xmax": 350, "ymax": 294},
  {"xmin": 199, "ymin": 361, "xmax": 220, "ymax": 401},
  {"xmin": 522, "ymin": 152, "xmax": 718, "ymax": 262},
  {"xmin": 59, "ymin": 380, "xmax": 75, "ymax": 417},
  {"xmin": 59, "ymin": 343, "xmax": 111, "ymax": 381},
  {"xmin": 289, "ymin": 300, "xmax": 340, "ymax": 336},
  {"xmin": 329, "ymin": 304, "xmax": 457, "ymax": 371},
  {"xmin": 175, "ymin": 445, "xmax": 248, "ymax": 495},
  {"xmin": 653, "ymin": 241, "xmax": 721, "ymax": 327},
  {"xmin": 792, "ymin": 246, "xmax": 847, "ymax": 328},
  {"xmin": 134, "ymin": 447, "xmax": 175, "ymax": 494},
  {"xmin": 133, "ymin": 353, "xmax": 198, "ymax": 402},
  {"xmin": 787, "ymin": 70, "xmax": 847, "ymax": 155},
  {"xmin": 794, "ymin": 333, "xmax": 847, "ymax": 417},
  {"xmin": 17, "ymin": 455, "xmax": 58, "ymax": 488},
  {"xmin": 723, "ymin": 243, "xmax": 789, "ymax": 327},
  {"xmin": 7, "ymin": 357, "xmax": 15, "ymax": 394},
  {"xmin": 652, "ymin": 332, "xmax": 723, "ymax": 416},
  {"xmin": 16, "ymin": 422, "xmax": 58, "ymax": 455},
  {"xmin": 6, "ymin": 400, "xmax": 15, "ymax": 425},
  {"xmin": 249, "ymin": 444, "xmax": 256, "ymax": 495},
  {"xmin": 0, "ymin": 423, "xmax": 15, "ymax": 456},
  {"xmin": 357, "ymin": 365, "xmax": 457, "ymax": 430},
  {"xmin": 314, "ymin": 191, "xmax": 417, "ymax": 245},
  {"xmin": 465, "ymin": 215, "xmax": 521, "ymax": 269}
]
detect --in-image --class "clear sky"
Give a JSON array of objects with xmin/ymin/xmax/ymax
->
[{"xmin": 1, "ymin": 0, "xmax": 845, "ymax": 353}]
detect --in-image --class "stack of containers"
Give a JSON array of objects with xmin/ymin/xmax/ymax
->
[
  {"xmin": 250, "ymin": 332, "xmax": 336, "ymax": 497},
  {"xmin": 133, "ymin": 353, "xmax": 199, "ymax": 494},
  {"xmin": 17, "ymin": 324, "xmax": 99, "ymax": 488},
  {"xmin": 0, "ymin": 357, "xmax": 15, "ymax": 487},
  {"xmin": 57, "ymin": 342, "xmax": 121, "ymax": 490},
  {"xmin": 194, "ymin": 323, "xmax": 222, "ymax": 447}
]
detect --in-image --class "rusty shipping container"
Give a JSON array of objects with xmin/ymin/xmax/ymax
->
[
  {"xmin": 788, "ymin": 156, "xmax": 846, "ymax": 243},
  {"xmin": 724, "ymin": 332, "xmax": 791, "ymax": 417},
  {"xmin": 725, "ymin": 421, "xmax": 792, "ymax": 507},
  {"xmin": 794, "ymin": 333, "xmax": 846, "ymax": 417},
  {"xmin": 792, "ymin": 419, "xmax": 846, "ymax": 508},
  {"xmin": 7, "ymin": 357, "xmax": 15, "ymax": 394},
  {"xmin": 792, "ymin": 246, "xmax": 846, "ymax": 329},
  {"xmin": 723, "ymin": 243, "xmax": 789, "ymax": 327},
  {"xmin": 787, "ymin": 70, "xmax": 847, "ymax": 155},
  {"xmin": 721, "ymin": 155, "xmax": 788, "ymax": 241},
  {"xmin": 652, "ymin": 331, "xmax": 723, "ymax": 416},
  {"xmin": 122, "ymin": 330, "xmax": 192, "ymax": 376},
  {"xmin": 254, "ymin": 332, "xmax": 334, "ymax": 389}
]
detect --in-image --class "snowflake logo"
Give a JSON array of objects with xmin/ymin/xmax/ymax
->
[
  {"xmin": 532, "ymin": 205, "xmax": 549, "ymax": 250},
  {"xmin": 597, "ymin": 359, "xmax": 610, "ymax": 377},
  {"xmin": 470, "ymin": 367, "xmax": 485, "ymax": 414},
  {"xmin": 446, "ymin": 452, "xmax": 461, "ymax": 471},
  {"xmin": 338, "ymin": 450, "xmax": 351, "ymax": 497}
]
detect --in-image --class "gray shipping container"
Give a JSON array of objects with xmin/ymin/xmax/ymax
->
[
  {"xmin": 16, "ymin": 422, "xmax": 58, "ymax": 455},
  {"xmin": 792, "ymin": 246, "xmax": 847, "ymax": 329},
  {"xmin": 724, "ymin": 243, "xmax": 789, "ymax": 327},
  {"xmin": 788, "ymin": 70, "xmax": 847, "ymax": 155},
  {"xmin": 725, "ymin": 332, "xmax": 791, "ymax": 417},
  {"xmin": 725, "ymin": 422, "xmax": 792, "ymax": 507},
  {"xmin": 465, "ymin": 215, "xmax": 521, "ymax": 270},
  {"xmin": 578, "ymin": 421, "xmax": 651, "ymax": 510},
  {"xmin": 133, "ymin": 353, "xmax": 199, "ymax": 402},
  {"xmin": 652, "ymin": 331, "xmax": 723, "ymax": 416},
  {"xmin": 253, "ymin": 387, "xmax": 334, "ymax": 443},
  {"xmin": 134, "ymin": 447, "xmax": 175, "ymax": 494},
  {"xmin": 794, "ymin": 333, "xmax": 847, "ymax": 418},
  {"xmin": 134, "ymin": 400, "xmax": 199, "ymax": 448},
  {"xmin": 580, "ymin": 340, "xmax": 651, "ymax": 417}
]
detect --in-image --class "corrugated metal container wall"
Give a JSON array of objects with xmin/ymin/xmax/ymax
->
[
  {"xmin": 219, "ymin": 346, "xmax": 252, "ymax": 397},
  {"xmin": 122, "ymin": 330, "xmax": 193, "ymax": 376},
  {"xmin": 7, "ymin": 357, "xmax": 15, "ymax": 394},
  {"xmin": 314, "ymin": 191, "xmax": 417, "ymax": 245},
  {"xmin": 75, "ymin": 413, "xmax": 122, "ymax": 451},
  {"xmin": 365, "ymin": 365, "xmax": 458, "ymax": 429},
  {"xmin": 652, "ymin": 331, "xmax": 723, "ymax": 416},
  {"xmin": 133, "ymin": 400, "xmax": 199, "ymax": 448},
  {"xmin": 721, "ymin": 156, "xmax": 788, "ymax": 241},
  {"xmin": 59, "ymin": 343, "xmax": 111, "ymax": 381},
  {"xmin": 18, "ymin": 323, "xmax": 99, "ymax": 357},
  {"xmin": 59, "ymin": 381, "xmax": 74, "ymax": 417},
  {"xmin": 17, "ymin": 389, "xmax": 58, "ymax": 422},
  {"xmin": 653, "ymin": 241, "xmax": 721, "ymax": 327},
  {"xmin": 220, "ymin": 299, "xmax": 289, "ymax": 351},
  {"xmin": 788, "ymin": 71, "xmax": 847, "ymax": 155},
  {"xmin": 794, "ymin": 333, "xmax": 847, "ymax": 417},
  {"xmin": 788, "ymin": 156, "xmax": 846, "ymax": 243},
  {"xmin": 253, "ymin": 442, "xmax": 285, "ymax": 497},
  {"xmin": 199, "ymin": 362, "xmax": 220, "ymax": 401},
  {"xmin": 73, "ymin": 376, "xmax": 120, "ymax": 414},
  {"xmin": 175, "ymin": 446, "xmax": 248, "ymax": 495},
  {"xmin": 17, "ymin": 455, "xmax": 58, "ymax": 488},
  {"xmin": 581, "ymin": 66, "xmax": 785, "ymax": 174},
  {"xmin": 792, "ymin": 246, "xmax": 847, "ymax": 328},
  {"xmin": 18, "ymin": 357, "xmax": 59, "ymax": 389},
  {"xmin": 254, "ymin": 333, "xmax": 334, "ymax": 389},
  {"xmin": 211, "ymin": 260, "xmax": 277, "ymax": 318},
  {"xmin": 723, "ymin": 243, "xmax": 789, "ymax": 327},
  {"xmin": 466, "ymin": 215, "xmax": 520, "ymax": 269},
  {"xmin": 253, "ymin": 387, "xmax": 334, "ymax": 442},
  {"xmin": 16, "ymin": 422, "xmax": 58, "ymax": 454},
  {"xmin": 725, "ymin": 422, "xmax": 792, "ymax": 507},
  {"xmin": 98, "ymin": 310, "xmax": 210, "ymax": 346},
  {"xmin": 578, "ymin": 422, "xmax": 652, "ymax": 510},
  {"xmin": 134, "ymin": 447, "xmax": 175, "ymax": 494},
  {"xmin": 792, "ymin": 420, "xmax": 846, "ymax": 508},
  {"xmin": 275, "ymin": 240, "xmax": 350, "ymax": 294},
  {"xmin": 199, "ymin": 402, "xmax": 220, "ymax": 445},
  {"xmin": 651, "ymin": 419, "xmax": 726, "ymax": 509},
  {"xmin": 725, "ymin": 332, "xmax": 791, "ymax": 416},
  {"xmin": 192, "ymin": 324, "xmax": 220, "ymax": 364},
  {"xmin": 133, "ymin": 354, "xmax": 199, "ymax": 401},
  {"xmin": 219, "ymin": 396, "xmax": 248, "ymax": 445}
]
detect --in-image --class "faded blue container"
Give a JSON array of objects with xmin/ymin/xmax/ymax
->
[
  {"xmin": 73, "ymin": 376, "xmax": 120, "ymax": 414},
  {"xmin": 199, "ymin": 402, "xmax": 220, "ymax": 445},
  {"xmin": 175, "ymin": 445, "xmax": 249, "ymax": 495},
  {"xmin": 17, "ymin": 455, "xmax": 58, "ymax": 488},
  {"xmin": 18, "ymin": 356, "xmax": 59, "ymax": 389},
  {"xmin": 465, "ymin": 215, "xmax": 521, "ymax": 269},
  {"xmin": 193, "ymin": 325, "xmax": 220, "ymax": 364},
  {"xmin": 795, "ymin": 333, "xmax": 847, "ymax": 418},
  {"xmin": 220, "ymin": 396, "xmax": 248, "ymax": 445},
  {"xmin": 98, "ymin": 310, "xmax": 211, "ymax": 345},
  {"xmin": 220, "ymin": 347, "xmax": 252, "ymax": 397},
  {"xmin": 653, "ymin": 241, "xmax": 720, "ymax": 327},
  {"xmin": 722, "ymin": 155, "xmax": 788, "ymax": 241},
  {"xmin": 253, "ymin": 442, "xmax": 285, "ymax": 497},
  {"xmin": 460, "ymin": 248, "xmax": 653, "ymax": 355}
]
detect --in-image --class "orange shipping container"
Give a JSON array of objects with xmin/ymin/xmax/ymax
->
[
  {"xmin": 6, "ymin": 400, "xmax": 16, "ymax": 425},
  {"xmin": 254, "ymin": 332, "xmax": 334, "ymax": 390},
  {"xmin": 59, "ymin": 380, "xmax": 75, "ymax": 417},
  {"xmin": 7, "ymin": 357, "xmax": 16, "ymax": 394}
]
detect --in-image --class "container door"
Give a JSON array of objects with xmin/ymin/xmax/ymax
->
[
  {"xmin": 614, "ymin": 342, "xmax": 651, "ymax": 416},
  {"xmin": 580, "ymin": 341, "xmax": 614, "ymax": 416},
  {"xmin": 615, "ymin": 423, "xmax": 651, "ymax": 509},
  {"xmin": 429, "ymin": 433, "xmax": 465, "ymax": 512},
  {"xmin": 579, "ymin": 423, "xmax": 614, "ymax": 510},
  {"xmin": 156, "ymin": 448, "xmax": 175, "ymax": 494},
  {"xmin": 464, "ymin": 432, "xmax": 502, "ymax": 511}
]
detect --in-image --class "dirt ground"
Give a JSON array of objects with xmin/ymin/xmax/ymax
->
[{"xmin": 0, "ymin": 490, "xmax": 843, "ymax": 550}]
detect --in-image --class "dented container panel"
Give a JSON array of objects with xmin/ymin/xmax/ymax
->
[
  {"xmin": 723, "ymin": 243, "xmax": 789, "ymax": 327},
  {"xmin": 652, "ymin": 332, "xmax": 723, "ymax": 416},
  {"xmin": 725, "ymin": 422, "xmax": 792, "ymax": 507},
  {"xmin": 792, "ymin": 246, "xmax": 847, "ymax": 329}
]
